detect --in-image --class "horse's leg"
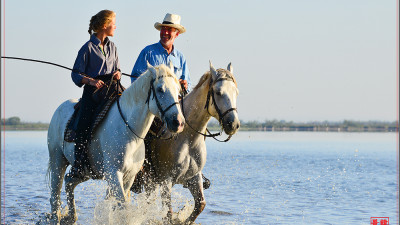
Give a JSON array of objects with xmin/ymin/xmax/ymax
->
[
  {"xmin": 49, "ymin": 152, "xmax": 68, "ymax": 225},
  {"xmin": 104, "ymin": 169, "xmax": 127, "ymax": 202},
  {"xmin": 184, "ymin": 174, "xmax": 206, "ymax": 224},
  {"xmin": 161, "ymin": 180, "xmax": 173, "ymax": 223},
  {"xmin": 123, "ymin": 172, "xmax": 138, "ymax": 202},
  {"xmin": 64, "ymin": 173, "xmax": 89, "ymax": 224},
  {"xmin": 142, "ymin": 169, "xmax": 157, "ymax": 197}
]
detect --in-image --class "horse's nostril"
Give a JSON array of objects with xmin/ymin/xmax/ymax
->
[
  {"xmin": 236, "ymin": 123, "xmax": 240, "ymax": 129},
  {"xmin": 173, "ymin": 119, "xmax": 180, "ymax": 127}
]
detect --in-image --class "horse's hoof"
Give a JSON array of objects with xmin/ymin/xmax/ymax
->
[
  {"xmin": 49, "ymin": 211, "xmax": 61, "ymax": 225},
  {"xmin": 162, "ymin": 217, "xmax": 172, "ymax": 225},
  {"xmin": 111, "ymin": 201, "xmax": 127, "ymax": 211},
  {"xmin": 183, "ymin": 219, "xmax": 194, "ymax": 225},
  {"xmin": 60, "ymin": 213, "xmax": 77, "ymax": 225}
]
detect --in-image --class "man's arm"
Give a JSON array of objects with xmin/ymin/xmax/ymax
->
[
  {"xmin": 180, "ymin": 57, "xmax": 191, "ymax": 92},
  {"xmin": 131, "ymin": 49, "xmax": 148, "ymax": 83}
]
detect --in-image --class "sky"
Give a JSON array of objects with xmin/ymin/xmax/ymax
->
[{"xmin": 1, "ymin": 0, "xmax": 398, "ymax": 123}]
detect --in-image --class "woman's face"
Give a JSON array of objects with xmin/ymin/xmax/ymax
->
[{"xmin": 104, "ymin": 17, "xmax": 116, "ymax": 37}]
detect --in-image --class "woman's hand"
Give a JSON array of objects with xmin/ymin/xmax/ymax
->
[
  {"xmin": 87, "ymin": 78, "xmax": 105, "ymax": 89},
  {"xmin": 113, "ymin": 70, "xmax": 121, "ymax": 81}
]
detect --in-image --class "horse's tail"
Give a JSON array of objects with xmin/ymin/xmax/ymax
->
[
  {"xmin": 46, "ymin": 100, "xmax": 73, "ymax": 190},
  {"xmin": 46, "ymin": 159, "xmax": 52, "ymax": 190},
  {"xmin": 46, "ymin": 137, "xmax": 68, "ymax": 189}
]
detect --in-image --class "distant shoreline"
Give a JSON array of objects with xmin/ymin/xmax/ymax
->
[
  {"xmin": 2, "ymin": 118, "xmax": 398, "ymax": 132},
  {"xmin": 2, "ymin": 125, "xmax": 49, "ymax": 131},
  {"xmin": 2, "ymin": 125, "xmax": 398, "ymax": 132}
]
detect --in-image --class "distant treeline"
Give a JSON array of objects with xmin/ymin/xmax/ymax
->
[
  {"xmin": 1, "ymin": 117, "xmax": 399, "ymax": 132},
  {"xmin": 208, "ymin": 119, "xmax": 399, "ymax": 132},
  {"xmin": 2, "ymin": 117, "xmax": 49, "ymax": 130}
]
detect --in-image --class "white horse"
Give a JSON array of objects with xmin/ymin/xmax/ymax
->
[
  {"xmin": 141, "ymin": 62, "xmax": 240, "ymax": 224},
  {"xmin": 47, "ymin": 63, "xmax": 185, "ymax": 224}
]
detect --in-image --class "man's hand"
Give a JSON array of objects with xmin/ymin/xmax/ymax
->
[
  {"xmin": 113, "ymin": 70, "xmax": 121, "ymax": 81},
  {"xmin": 179, "ymin": 79, "xmax": 188, "ymax": 91}
]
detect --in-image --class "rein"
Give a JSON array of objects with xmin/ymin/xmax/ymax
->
[
  {"xmin": 116, "ymin": 75, "xmax": 179, "ymax": 141},
  {"xmin": 181, "ymin": 94, "xmax": 222, "ymax": 138},
  {"xmin": 204, "ymin": 76, "xmax": 237, "ymax": 122},
  {"xmin": 3, "ymin": 56, "xmax": 235, "ymax": 142},
  {"xmin": 3, "ymin": 56, "xmax": 182, "ymax": 141},
  {"xmin": 181, "ymin": 73, "xmax": 237, "ymax": 142}
]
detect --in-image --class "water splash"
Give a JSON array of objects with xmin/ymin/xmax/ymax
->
[{"xmin": 86, "ymin": 186, "xmax": 197, "ymax": 225}]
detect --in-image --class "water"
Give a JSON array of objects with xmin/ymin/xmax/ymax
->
[{"xmin": 1, "ymin": 131, "xmax": 398, "ymax": 224}]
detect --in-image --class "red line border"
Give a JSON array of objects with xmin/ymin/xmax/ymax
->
[
  {"xmin": 1, "ymin": 0, "xmax": 5, "ymax": 223},
  {"xmin": 397, "ymin": 0, "xmax": 399, "ymax": 224}
]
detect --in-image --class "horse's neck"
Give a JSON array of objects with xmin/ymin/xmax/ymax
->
[
  {"xmin": 183, "ymin": 84, "xmax": 212, "ymax": 134},
  {"xmin": 117, "ymin": 79, "xmax": 154, "ymax": 139}
]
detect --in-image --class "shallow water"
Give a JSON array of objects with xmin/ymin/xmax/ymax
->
[{"xmin": 1, "ymin": 131, "xmax": 398, "ymax": 224}]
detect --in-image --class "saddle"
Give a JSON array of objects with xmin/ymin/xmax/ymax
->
[{"xmin": 64, "ymin": 79, "xmax": 125, "ymax": 143}]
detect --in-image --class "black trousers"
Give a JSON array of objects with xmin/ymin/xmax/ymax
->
[{"xmin": 74, "ymin": 84, "xmax": 98, "ymax": 167}]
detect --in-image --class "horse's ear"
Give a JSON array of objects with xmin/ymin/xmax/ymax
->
[
  {"xmin": 147, "ymin": 61, "xmax": 157, "ymax": 75},
  {"xmin": 210, "ymin": 60, "xmax": 218, "ymax": 78},
  {"xmin": 168, "ymin": 61, "xmax": 174, "ymax": 72},
  {"xmin": 147, "ymin": 61, "xmax": 152, "ymax": 69},
  {"xmin": 227, "ymin": 62, "xmax": 233, "ymax": 74}
]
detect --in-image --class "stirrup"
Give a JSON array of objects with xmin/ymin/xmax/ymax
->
[
  {"xmin": 202, "ymin": 174, "xmax": 211, "ymax": 190},
  {"xmin": 65, "ymin": 165, "xmax": 88, "ymax": 180},
  {"xmin": 182, "ymin": 174, "xmax": 211, "ymax": 190}
]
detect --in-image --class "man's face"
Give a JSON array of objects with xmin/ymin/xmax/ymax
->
[{"xmin": 160, "ymin": 26, "xmax": 179, "ymax": 48}]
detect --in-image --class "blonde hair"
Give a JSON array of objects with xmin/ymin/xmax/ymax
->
[{"xmin": 88, "ymin": 10, "xmax": 116, "ymax": 35}]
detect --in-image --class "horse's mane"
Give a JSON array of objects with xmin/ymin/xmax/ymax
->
[
  {"xmin": 121, "ymin": 69, "xmax": 153, "ymax": 108},
  {"xmin": 193, "ymin": 68, "xmax": 237, "ymax": 90},
  {"xmin": 121, "ymin": 64, "xmax": 179, "ymax": 108},
  {"xmin": 193, "ymin": 72, "xmax": 211, "ymax": 90}
]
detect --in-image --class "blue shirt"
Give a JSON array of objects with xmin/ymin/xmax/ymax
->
[
  {"xmin": 131, "ymin": 41, "xmax": 191, "ymax": 90},
  {"xmin": 71, "ymin": 34, "xmax": 120, "ymax": 87}
]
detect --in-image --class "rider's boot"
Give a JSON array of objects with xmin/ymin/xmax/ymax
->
[{"xmin": 66, "ymin": 141, "xmax": 88, "ymax": 180}]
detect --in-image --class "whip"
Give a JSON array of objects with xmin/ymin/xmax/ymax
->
[{"xmin": 1, "ymin": 56, "xmax": 133, "ymax": 77}]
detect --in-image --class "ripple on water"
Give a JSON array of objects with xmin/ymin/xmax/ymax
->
[{"xmin": 210, "ymin": 210, "xmax": 234, "ymax": 216}]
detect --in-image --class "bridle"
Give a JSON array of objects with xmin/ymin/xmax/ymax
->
[
  {"xmin": 145, "ymin": 76, "xmax": 180, "ymax": 119},
  {"xmin": 116, "ymin": 74, "xmax": 180, "ymax": 140},
  {"xmin": 0, "ymin": 56, "xmax": 180, "ymax": 140},
  {"xmin": 205, "ymin": 74, "xmax": 237, "ymax": 124},
  {"xmin": 182, "ymin": 71, "xmax": 237, "ymax": 142}
]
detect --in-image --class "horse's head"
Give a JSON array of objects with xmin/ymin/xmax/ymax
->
[
  {"xmin": 147, "ymin": 62, "xmax": 185, "ymax": 133},
  {"xmin": 207, "ymin": 62, "xmax": 240, "ymax": 135}
]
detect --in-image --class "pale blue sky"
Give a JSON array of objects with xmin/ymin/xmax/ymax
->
[{"xmin": 1, "ymin": 0, "xmax": 398, "ymax": 122}]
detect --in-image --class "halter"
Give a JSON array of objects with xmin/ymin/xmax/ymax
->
[
  {"xmin": 145, "ymin": 76, "xmax": 180, "ymax": 119},
  {"xmin": 117, "ymin": 74, "xmax": 180, "ymax": 140},
  {"xmin": 182, "ymin": 71, "xmax": 237, "ymax": 142},
  {"xmin": 204, "ymin": 74, "xmax": 237, "ymax": 122}
]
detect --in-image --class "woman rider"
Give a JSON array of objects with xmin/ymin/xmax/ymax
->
[{"xmin": 68, "ymin": 10, "xmax": 121, "ymax": 179}]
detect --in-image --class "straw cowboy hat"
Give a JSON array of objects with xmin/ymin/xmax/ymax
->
[{"xmin": 154, "ymin": 13, "xmax": 186, "ymax": 34}]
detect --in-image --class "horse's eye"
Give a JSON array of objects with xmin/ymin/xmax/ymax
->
[{"xmin": 216, "ymin": 91, "xmax": 222, "ymax": 96}]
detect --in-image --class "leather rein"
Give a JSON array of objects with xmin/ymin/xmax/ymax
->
[
  {"xmin": 0, "ymin": 56, "xmax": 180, "ymax": 141},
  {"xmin": 181, "ymin": 73, "xmax": 237, "ymax": 142},
  {"xmin": 116, "ymin": 75, "xmax": 179, "ymax": 140}
]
